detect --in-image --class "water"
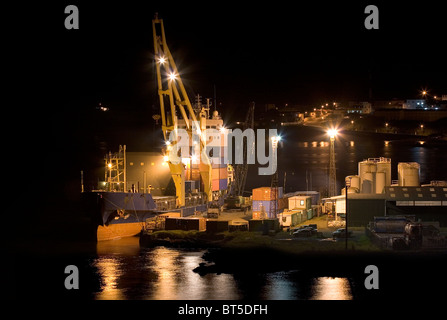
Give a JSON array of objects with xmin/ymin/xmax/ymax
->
[
  {"xmin": 90, "ymin": 237, "xmax": 353, "ymax": 300},
  {"xmin": 246, "ymin": 126, "xmax": 447, "ymax": 194}
]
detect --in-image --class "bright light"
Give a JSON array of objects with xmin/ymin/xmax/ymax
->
[
  {"xmin": 422, "ymin": 91, "xmax": 427, "ymax": 95},
  {"xmin": 107, "ymin": 163, "xmax": 112, "ymax": 168},
  {"xmin": 271, "ymin": 136, "xmax": 281, "ymax": 142},
  {"xmin": 168, "ymin": 72, "xmax": 178, "ymax": 81},
  {"xmin": 219, "ymin": 126, "xmax": 227, "ymax": 133},
  {"xmin": 158, "ymin": 56, "xmax": 166, "ymax": 64},
  {"xmin": 165, "ymin": 141, "xmax": 171, "ymax": 146},
  {"xmin": 191, "ymin": 154, "xmax": 198, "ymax": 162},
  {"xmin": 327, "ymin": 129, "xmax": 338, "ymax": 139},
  {"xmin": 163, "ymin": 155, "xmax": 169, "ymax": 162}
]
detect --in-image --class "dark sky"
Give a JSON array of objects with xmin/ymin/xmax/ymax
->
[{"xmin": 26, "ymin": 1, "xmax": 446, "ymax": 114}]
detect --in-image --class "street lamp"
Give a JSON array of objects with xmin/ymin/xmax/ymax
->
[{"xmin": 327, "ymin": 128, "xmax": 338, "ymax": 198}]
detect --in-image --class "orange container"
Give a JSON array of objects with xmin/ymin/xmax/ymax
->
[
  {"xmin": 211, "ymin": 167, "xmax": 228, "ymax": 180},
  {"xmin": 252, "ymin": 211, "xmax": 267, "ymax": 219},
  {"xmin": 212, "ymin": 179, "xmax": 220, "ymax": 191},
  {"xmin": 219, "ymin": 167, "xmax": 228, "ymax": 179},
  {"xmin": 252, "ymin": 187, "xmax": 278, "ymax": 201}
]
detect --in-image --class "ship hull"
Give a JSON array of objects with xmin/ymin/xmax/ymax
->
[
  {"xmin": 97, "ymin": 222, "xmax": 143, "ymax": 241},
  {"xmin": 82, "ymin": 191, "xmax": 207, "ymax": 241}
]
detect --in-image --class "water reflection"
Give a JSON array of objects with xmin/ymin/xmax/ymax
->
[
  {"xmin": 92, "ymin": 240, "xmax": 240, "ymax": 300},
  {"xmin": 310, "ymin": 277, "xmax": 352, "ymax": 300},
  {"xmin": 93, "ymin": 257, "xmax": 125, "ymax": 300}
]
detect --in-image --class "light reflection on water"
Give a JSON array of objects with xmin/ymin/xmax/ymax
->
[
  {"xmin": 91, "ymin": 238, "xmax": 353, "ymax": 300},
  {"xmin": 92, "ymin": 238, "xmax": 240, "ymax": 300},
  {"xmin": 310, "ymin": 277, "xmax": 352, "ymax": 300}
]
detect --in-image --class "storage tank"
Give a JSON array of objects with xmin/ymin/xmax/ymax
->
[
  {"xmin": 398, "ymin": 162, "xmax": 420, "ymax": 186},
  {"xmin": 376, "ymin": 160, "xmax": 392, "ymax": 186},
  {"xmin": 345, "ymin": 175, "xmax": 360, "ymax": 189},
  {"xmin": 376, "ymin": 171, "xmax": 386, "ymax": 194},
  {"xmin": 358, "ymin": 161, "xmax": 376, "ymax": 192},
  {"xmin": 362, "ymin": 172, "xmax": 374, "ymax": 194}
]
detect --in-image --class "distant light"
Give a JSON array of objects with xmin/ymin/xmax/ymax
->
[
  {"xmin": 165, "ymin": 141, "xmax": 171, "ymax": 146},
  {"xmin": 107, "ymin": 163, "xmax": 112, "ymax": 168},
  {"xmin": 219, "ymin": 126, "xmax": 227, "ymax": 133},
  {"xmin": 422, "ymin": 91, "xmax": 427, "ymax": 95},
  {"xmin": 419, "ymin": 141, "xmax": 425, "ymax": 145},
  {"xmin": 163, "ymin": 155, "xmax": 169, "ymax": 162},
  {"xmin": 158, "ymin": 56, "xmax": 166, "ymax": 64},
  {"xmin": 191, "ymin": 154, "xmax": 198, "ymax": 162}
]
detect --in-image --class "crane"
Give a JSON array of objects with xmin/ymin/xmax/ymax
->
[
  {"xmin": 152, "ymin": 14, "xmax": 213, "ymax": 207},
  {"xmin": 230, "ymin": 102, "xmax": 255, "ymax": 197}
]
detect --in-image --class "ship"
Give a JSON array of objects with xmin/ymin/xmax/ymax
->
[
  {"xmin": 83, "ymin": 15, "xmax": 234, "ymax": 241},
  {"xmin": 83, "ymin": 100, "xmax": 230, "ymax": 241}
]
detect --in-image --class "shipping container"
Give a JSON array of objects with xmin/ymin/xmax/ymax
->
[
  {"xmin": 219, "ymin": 178, "xmax": 228, "ymax": 190},
  {"xmin": 249, "ymin": 219, "xmax": 280, "ymax": 232},
  {"xmin": 252, "ymin": 200, "xmax": 279, "ymax": 212},
  {"xmin": 165, "ymin": 217, "xmax": 206, "ymax": 231},
  {"xmin": 206, "ymin": 220, "xmax": 229, "ymax": 233},
  {"xmin": 212, "ymin": 167, "xmax": 228, "ymax": 179},
  {"xmin": 307, "ymin": 209, "xmax": 313, "ymax": 220},
  {"xmin": 252, "ymin": 187, "xmax": 283, "ymax": 201},
  {"xmin": 288, "ymin": 196, "xmax": 312, "ymax": 210},
  {"xmin": 252, "ymin": 211, "xmax": 266, "ymax": 219},
  {"xmin": 278, "ymin": 211, "xmax": 298, "ymax": 227}
]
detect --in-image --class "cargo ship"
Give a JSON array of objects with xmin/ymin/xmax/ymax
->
[{"xmin": 83, "ymin": 104, "xmax": 231, "ymax": 241}]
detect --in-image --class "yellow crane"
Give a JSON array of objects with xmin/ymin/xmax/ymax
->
[{"xmin": 152, "ymin": 14, "xmax": 212, "ymax": 207}]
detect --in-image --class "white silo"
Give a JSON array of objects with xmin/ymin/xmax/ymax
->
[
  {"xmin": 358, "ymin": 160, "xmax": 374, "ymax": 193},
  {"xmin": 398, "ymin": 162, "xmax": 420, "ymax": 186},
  {"xmin": 376, "ymin": 158, "xmax": 392, "ymax": 187},
  {"xmin": 362, "ymin": 172, "xmax": 374, "ymax": 194},
  {"xmin": 345, "ymin": 175, "xmax": 360, "ymax": 189},
  {"xmin": 376, "ymin": 171, "xmax": 386, "ymax": 193}
]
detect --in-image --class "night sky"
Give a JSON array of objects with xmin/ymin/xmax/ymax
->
[
  {"xmin": 15, "ymin": 1, "xmax": 446, "ymax": 199},
  {"xmin": 28, "ymin": 2, "xmax": 446, "ymax": 112}
]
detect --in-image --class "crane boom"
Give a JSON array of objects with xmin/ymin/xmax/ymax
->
[{"xmin": 152, "ymin": 15, "xmax": 213, "ymax": 207}]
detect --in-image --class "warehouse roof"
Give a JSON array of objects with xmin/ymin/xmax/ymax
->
[{"xmin": 384, "ymin": 186, "xmax": 447, "ymax": 201}]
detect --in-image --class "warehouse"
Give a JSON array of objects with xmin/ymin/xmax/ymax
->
[
  {"xmin": 327, "ymin": 186, "xmax": 447, "ymax": 227},
  {"xmin": 384, "ymin": 186, "xmax": 447, "ymax": 227}
]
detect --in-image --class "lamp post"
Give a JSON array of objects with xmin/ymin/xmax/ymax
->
[
  {"xmin": 327, "ymin": 129, "xmax": 338, "ymax": 198},
  {"xmin": 345, "ymin": 176, "xmax": 352, "ymax": 250}
]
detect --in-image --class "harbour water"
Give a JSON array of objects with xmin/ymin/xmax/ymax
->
[{"xmin": 92, "ymin": 237, "xmax": 354, "ymax": 300}]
